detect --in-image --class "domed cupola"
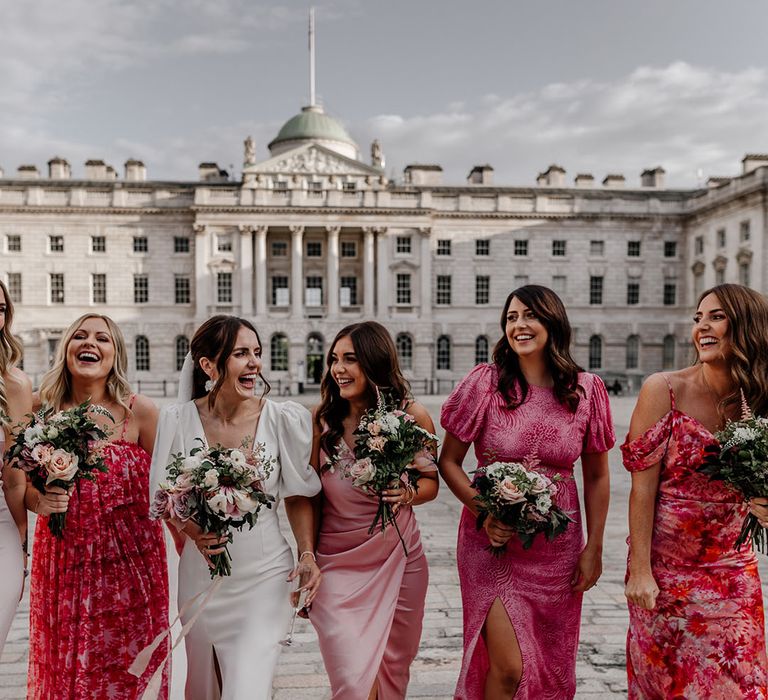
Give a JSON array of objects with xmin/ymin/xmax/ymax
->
[{"xmin": 268, "ymin": 104, "xmax": 359, "ymax": 160}]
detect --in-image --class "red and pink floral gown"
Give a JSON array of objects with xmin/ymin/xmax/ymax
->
[
  {"xmin": 28, "ymin": 401, "xmax": 169, "ymax": 699},
  {"xmin": 622, "ymin": 378, "xmax": 767, "ymax": 699}
]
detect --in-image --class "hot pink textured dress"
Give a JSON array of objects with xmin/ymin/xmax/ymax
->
[
  {"xmin": 621, "ymin": 378, "xmax": 767, "ymax": 698},
  {"xmin": 441, "ymin": 364, "xmax": 615, "ymax": 699},
  {"xmin": 28, "ymin": 401, "xmax": 169, "ymax": 699},
  {"xmin": 310, "ymin": 439, "xmax": 437, "ymax": 699}
]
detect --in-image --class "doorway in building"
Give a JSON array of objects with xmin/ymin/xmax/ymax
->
[{"xmin": 306, "ymin": 333, "xmax": 325, "ymax": 387}]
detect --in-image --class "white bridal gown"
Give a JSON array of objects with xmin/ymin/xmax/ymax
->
[
  {"xmin": 150, "ymin": 399, "xmax": 321, "ymax": 700},
  {"xmin": 0, "ymin": 430, "xmax": 23, "ymax": 652}
]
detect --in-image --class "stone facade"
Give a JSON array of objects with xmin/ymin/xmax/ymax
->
[{"xmin": 1, "ymin": 138, "xmax": 766, "ymax": 394}]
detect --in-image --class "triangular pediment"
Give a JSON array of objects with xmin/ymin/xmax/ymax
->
[{"xmin": 244, "ymin": 143, "xmax": 382, "ymax": 177}]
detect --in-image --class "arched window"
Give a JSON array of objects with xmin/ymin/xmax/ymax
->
[
  {"xmin": 588, "ymin": 335, "xmax": 602, "ymax": 371},
  {"xmin": 626, "ymin": 335, "xmax": 640, "ymax": 370},
  {"xmin": 396, "ymin": 333, "xmax": 413, "ymax": 371},
  {"xmin": 175, "ymin": 336, "xmax": 189, "ymax": 372},
  {"xmin": 662, "ymin": 334, "xmax": 676, "ymax": 370},
  {"xmin": 436, "ymin": 335, "xmax": 451, "ymax": 370},
  {"xmin": 135, "ymin": 335, "xmax": 150, "ymax": 372},
  {"xmin": 270, "ymin": 333, "xmax": 289, "ymax": 372},
  {"xmin": 475, "ymin": 335, "xmax": 489, "ymax": 365}
]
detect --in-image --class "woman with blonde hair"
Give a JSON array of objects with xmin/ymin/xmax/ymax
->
[
  {"xmin": 623, "ymin": 283, "xmax": 768, "ymax": 697},
  {"xmin": 0, "ymin": 280, "xmax": 32, "ymax": 650},
  {"xmin": 26, "ymin": 313, "xmax": 169, "ymax": 699}
]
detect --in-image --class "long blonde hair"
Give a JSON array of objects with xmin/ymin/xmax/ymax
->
[
  {"xmin": 0, "ymin": 279, "xmax": 24, "ymax": 418},
  {"xmin": 39, "ymin": 314, "xmax": 132, "ymax": 412}
]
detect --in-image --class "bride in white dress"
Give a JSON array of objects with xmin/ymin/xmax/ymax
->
[{"xmin": 150, "ymin": 316, "xmax": 322, "ymax": 700}]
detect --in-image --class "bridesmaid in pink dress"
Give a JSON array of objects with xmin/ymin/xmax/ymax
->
[
  {"xmin": 624, "ymin": 284, "xmax": 768, "ymax": 698},
  {"xmin": 439, "ymin": 285, "xmax": 614, "ymax": 699},
  {"xmin": 309, "ymin": 321, "xmax": 439, "ymax": 700},
  {"xmin": 25, "ymin": 314, "xmax": 169, "ymax": 699}
]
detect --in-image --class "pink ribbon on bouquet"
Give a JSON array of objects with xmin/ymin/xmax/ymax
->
[{"xmin": 129, "ymin": 577, "xmax": 224, "ymax": 700}]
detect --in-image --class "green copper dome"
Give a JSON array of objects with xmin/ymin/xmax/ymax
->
[{"xmin": 268, "ymin": 105, "xmax": 356, "ymax": 152}]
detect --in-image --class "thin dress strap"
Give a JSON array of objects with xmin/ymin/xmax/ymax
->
[
  {"xmin": 119, "ymin": 395, "xmax": 137, "ymax": 440},
  {"xmin": 661, "ymin": 374, "xmax": 676, "ymax": 411}
]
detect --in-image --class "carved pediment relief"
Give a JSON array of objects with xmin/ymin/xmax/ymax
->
[
  {"xmin": 390, "ymin": 259, "xmax": 420, "ymax": 272},
  {"xmin": 245, "ymin": 144, "xmax": 380, "ymax": 177},
  {"xmin": 691, "ymin": 261, "xmax": 705, "ymax": 275},
  {"xmin": 736, "ymin": 247, "xmax": 753, "ymax": 265}
]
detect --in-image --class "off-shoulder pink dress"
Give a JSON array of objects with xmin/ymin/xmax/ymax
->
[
  {"xmin": 621, "ymin": 377, "xmax": 767, "ymax": 698},
  {"xmin": 441, "ymin": 364, "xmax": 615, "ymax": 700},
  {"xmin": 310, "ymin": 439, "xmax": 437, "ymax": 699}
]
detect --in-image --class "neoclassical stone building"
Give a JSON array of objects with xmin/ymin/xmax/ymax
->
[{"xmin": 1, "ymin": 102, "xmax": 766, "ymax": 394}]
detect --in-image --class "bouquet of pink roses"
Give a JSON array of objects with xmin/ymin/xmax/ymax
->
[
  {"xmin": 473, "ymin": 458, "xmax": 573, "ymax": 556},
  {"xmin": 151, "ymin": 439, "xmax": 275, "ymax": 578},
  {"xmin": 5, "ymin": 401, "xmax": 112, "ymax": 538},
  {"xmin": 330, "ymin": 389, "xmax": 437, "ymax": 556}
]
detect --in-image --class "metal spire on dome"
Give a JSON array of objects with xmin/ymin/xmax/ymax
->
[{"xmin": 308, "ymin": 7, "xmax": 316, "ymax": 107}]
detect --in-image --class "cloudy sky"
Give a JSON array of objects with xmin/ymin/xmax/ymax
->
[{"xmin": 1, "ymin": 0, "xmax": 767, "ymax": 187}]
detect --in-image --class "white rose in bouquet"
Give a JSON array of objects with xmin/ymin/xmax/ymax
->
[{"xmin": 203, "ymin": 468, "xmax": 219, "ymax": 489}]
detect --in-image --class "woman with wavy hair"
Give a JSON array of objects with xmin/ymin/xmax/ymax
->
[
  {"xmin": 149, "ymin": 315, "xmax": 321, "ymax": 699},
  {"xmin": 439, "ymin": 284, "xmax": 614, "ymax": 699},
  {"xmin": 26, "ymin": 314, "xmax": 168, "ymax": 699},
  {"xmin": 0, "ymin": 280, "xmax": 31, "ymax": 650},
  {"xmin": 309, "ymin": 321, "xmax": 438, "ymax": 699},
  {"xmin": 623, "ymin": 283, "xmax": 768, "ymax": 697}
]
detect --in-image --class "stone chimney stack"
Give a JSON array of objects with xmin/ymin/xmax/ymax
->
[
  {"xmin": 403, "ymin": 164, "xmax": 443, "ymax": 186},
  {"xmin": 467, "ymin": 165, "xmax": 494, "ymax": 185},
  {"xmin": 641, "ymin": 167, "xmax": 665, "ymax": 188},
  {"xmin": 539, "ymin": 164, "xmax": 566, "ymax": 187},
  {"xmin": 742, "ymin": 154, "xmax": 768, "ymax": 174},
  {"xmin": 85, "ymin": 159, "xmax": 108, "ymax": 179},
  {"xmin": 124, "ymin": 159, "xmax": 147, "ymax": 181},
  {"xmin": 602, "ymin": 173, "xmax": 626, "ymax": 188},
  {"xmin": 17, "ymin": 165, "xmax": 39, "ymax": 179},
  {"xmin": 574, "ymin": 173, "xmax": 595, "ymax": 188},
  {"xmin": 48, "ymin": 157, "xmax": 71, "ymax": 179},
  {"xmin": 106, "ymin": 165, "xmax": 117, "ymax": 181}
]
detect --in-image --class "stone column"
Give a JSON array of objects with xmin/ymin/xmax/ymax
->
[
  {"xmin": 375, "ymin": 227, "xmax": 389, "ymax": 316},
  {"xmin": 326, "ymin": 226, "xmax": 340, "ymax": 317},
  {"xmin": 238, "ymin": 225, "xmax": 254, "ymax": 317},
  {"xmin": 290, "ymin": 225, "xmax": 304, "ymax": 319},
  {"xmin": 363, "ymin": 227, "xmax": 376, "ymax": 316},
  {"xmin": 255, "ymin": 226, "xmax": 268, "ymax": 318},
  {"xmin": 419, "ymin": 227, "xmax": 432, "ymax": 319},
  {"xmin": 193, "ymin": 224, "xmax": 208, "ymax": 319}
]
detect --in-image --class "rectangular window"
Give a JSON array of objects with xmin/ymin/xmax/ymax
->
[
  {"xmin": 663, "ymin": 280, "xmax": 677, "ymax": 306},
  {"xmin": 514, "ymin": 240, "xmax": 528, "ymax": 256},
  {"xmin": 740, "ymin": 262, "xmax": 751, "ymax": 287},
  {"xmin": 217, "ymin": 272, "xmax": 233, "ymax": 304},
  {"xmin": 437, "ymin": 239, "xmax": 452, "ymax": 256},
  {"xmin": 740, "ymin": 220, "xmax": 751, "ymax": 242},
  {"xmin": 6, "ymin": 235, "xmax": 21, "ymax": 252},
  {"xmin": 475, "ymin": 239, "xmax": 490, "ymax": 256},
  {"xmin": 274, "ymin": 180, "xmax": 288, "ymax": 192},
  {"xmin": 308, "ymin": 181, "xmax": 323, "ymax": 194},
  {"xmin": 716, "ymin": 229, "xmax": 726, "ymax": 248},
  {"xmin": 216, "ymin": 234, "xmax": 233, "ymax": 253},
  {"xmin": 175, "ymin": 275, "xmax": 191, "ymax": 304},
  {"xmin": 305, "ymin": 276, "xmax": 323, "ymax": 306},
  {"xmin": 306, "ymin": 241, "xmax": 322, "ymax": 257},
  {"xmin": 49, "ymin": 235, "xmax": 64, "ymax": 253},
  {"xmin": 627, "ymin": 241, "xmax": 641, "ymax": 257},
  {"xmin": 342, "ymin": 181, "xmax": 357, "ymax": 193},
  {"xmin": 174, "ymin": 236, "xmax": 190, "ymax": 253},
  {"xmin": 271, "ymin": 276, "xmax": 289, "ymax": 306},
  {"xmin": 664, "ymin": 241, "xmax": 677, "ymax": 258},
  {"xmin": 552, "ymin": 240, "xmax": 566, "ymax": 256},
  {"xmin": 271, "ymin": 241, "xmax": 288, "ymax": 257},
  {"xmin": 133, "ymin": 236, "xmax": 148, "ymax": 253},
  {"xmin": 694, "ymin": 236, "xmax": 704, "ymax": 255},
  {"xmin": 589, "ymin": 240, "xmax": 605, "ymax": 257},
  {"xmin": 551, "ymin": 275, "xmax": 566, "ymax": 296},
  {"xmin": 91, "ymin": 274, "xmax": 106, "ymax": 304},
  {"xmin": 396, "ymin": 274, "xmax": 411, "ymax": 305},
  {"xmin": 715, "ymin": 268, "xmax": 725, "ymax": 285},
  {"xmin": 396, "ymin": 236, "xmax": 412, "ymax": 254},
  {"xmin": 91, "ymin": 236, "xmax": 106, "ymax": 253},
  {"xmin": 6, "ymin": 273, "xmax": 21, "ymax": 303},
  {"xmin": 133, "ymin": 274, "xmax": 149, "ymax": 304},
  {"xmin": 50, "ymin": 273, "xmax": 64, "ymax": 304},
  {"xmin": 340, "ymin": 241, "xmax": 357, "ymax": 258},
  {"xmin": 475, "ymin": 275, "xmax": 490, "ymax": 305},
  {"xmin": 436, "ymin": 275, "xmax": 452, "ymax": 305},
  {"xmin": 340, "ymin": 276, "xmax": 358, "ymax": 306},
  {"xmin": 627, "ymin": 282, "xmax": 640, "ymax": 305},
  {"xmin": 589, "ymin": 276, "xmax": 604, "ymax": 305}
]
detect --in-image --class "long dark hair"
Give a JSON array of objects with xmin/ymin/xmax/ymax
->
[
  {"xmin": 190, "ymin": 315, "xmax": 270, "ymax": 409},
  {"xmin": 492, "ymin": 285, "xmax": 583, "ymax": 412},
  {"xmin": 697, "ymin": 284, "xmax": 768, "ymax": 416},
  {"xmin": 316, "ymin": 322, "xmax": 411, "ymax": 458}
]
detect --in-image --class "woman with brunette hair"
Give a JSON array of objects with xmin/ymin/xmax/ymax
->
[
  {"xmin": 309, "ymin": 321, "xmax": 438, "ymax": 699},
  {"xmin": 0, "ymin": 280, "xmax": 31, "ymax": 650},
  {"xmin": 26, "ymin": 313, "xmax": 168, "ymax": 698},
  {"xmin": 150, "ymin": 315, "xmax": 321, "ymax": 699},
  {"xmin": 439, "ymin": 285, "xmax": 614, "ymax": 699},
  {"xmin": 623, "ymin": 283, "xmax": 768, "ymax": 697}
]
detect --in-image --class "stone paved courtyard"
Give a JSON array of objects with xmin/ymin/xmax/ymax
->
[{"xmin": 4, "ymin": 394, "xmax": 768, "ymax": 698}]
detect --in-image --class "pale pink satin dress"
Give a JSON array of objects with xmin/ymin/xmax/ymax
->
[
  {"xmin": 441, "ymin": 364, "xmax": 615, "ymax": 699},
  {"xmin": 310, "ymin": 439, "xmax": 436, "ymax": 699}
]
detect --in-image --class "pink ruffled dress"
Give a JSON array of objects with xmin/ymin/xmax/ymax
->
[
  {"xmin": 310, "ymin": 439, "xmax": 437, "ymax": 699},
  {"xmin": 621, "ymin": 377, "xmax": 767, "ymax": 698},
  {"xmin": 441, "ymin": 364, "xmax": 615, "ymax": 699}
]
